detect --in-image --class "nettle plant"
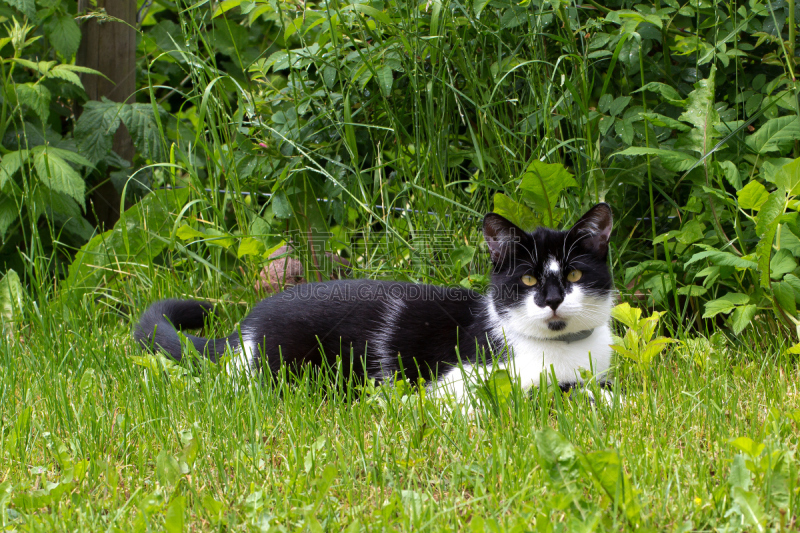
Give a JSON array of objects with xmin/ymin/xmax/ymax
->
[{"xmin": 614, "ymin": 64, "xmax": 800, "ymax": 342}]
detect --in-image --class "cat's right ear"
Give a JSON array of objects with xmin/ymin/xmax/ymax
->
[{"xmin": 483, "ymin": 213, "xmax": 524, "ymax": 264}]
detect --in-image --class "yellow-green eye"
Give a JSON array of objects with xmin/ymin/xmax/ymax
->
[
  {"xmin": 521, "ymin": 275, "xmax": 538, "ymax": 286},
  {"xmin": 567, "ymin": 270, "xmax": 582, "ymax": 282}
]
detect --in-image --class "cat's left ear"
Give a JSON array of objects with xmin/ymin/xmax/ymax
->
[{"xmin": 569, "ymin": 203, "xmax": 613, "ymax": 258}]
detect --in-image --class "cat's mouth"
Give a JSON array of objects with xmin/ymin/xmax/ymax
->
[{"xmin": 547, "ymin": 319, "xmax": 567, "ymax": 331}]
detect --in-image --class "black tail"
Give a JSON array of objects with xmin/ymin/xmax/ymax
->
[{"xmin": 134, "ymin": 299, "xmax": 230, "ymax": 362}]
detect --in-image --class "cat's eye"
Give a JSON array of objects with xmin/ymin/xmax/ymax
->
[
  {"xmin": 521, "ymin": 275, "xmax": 538, "ymax": 286},
  {"xmin": 567, "ymin": 270, "xmax": 582, "ymax": 282}
]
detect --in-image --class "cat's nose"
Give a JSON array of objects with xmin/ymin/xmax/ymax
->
[{"xmin": 544, "ymin": 286, "xmax": 563, "ymax": 310}]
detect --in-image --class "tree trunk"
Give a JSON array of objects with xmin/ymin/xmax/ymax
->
[{"xmin": 76, "ymin": 0, "xmax": 137, "ymax": 230}]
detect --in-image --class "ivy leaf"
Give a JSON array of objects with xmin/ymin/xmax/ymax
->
[
  {"xmin": 45, "ymin": 14, "xmax": 81, "ymax": 58},
  {"xmin": 737, "ymin": 181, "xmax": 769, "ymax": 211},
  {"xmin": 16, "ymin": 83, "xmax": 51, "ymax": 123},
  {"xmin": 746, "ymin": 116, "xmax": 800, "ymax": 155},
  {"xmin": 119, "ymin": 103, "xmax": 165, "ymax": 161},
  {"xmin": 32, "ymin": 149, "xmax": 86, "ymax": 205},
  {"xmin": 519, "ymin": 161, "xmax": 577, "ymax": 226},
  {"xmin": 614, "ymin": 147, "xmax": 699, "ymax": 172}
]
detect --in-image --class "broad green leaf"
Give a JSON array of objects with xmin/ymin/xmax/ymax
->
[
  {"xmin": 640, "ymin": 112, "xmax": 691, "ymax": 132},
  {"xmin": 492, "ymin": 193, "xmax": 538, "ymax": 231},
  {"xmin": 283, "ymin": 17, "xmax": 304, "ymax": 41},
  {"xmin": 119, "ymin": 103, "xmax": 165, "ymax": 161},
  {"xmin": 519, "ymin": 161, "xmax": 577, "ymax": 226},
  {"xmin": 0, "ymin": 194, "xmax": 18, "ymax": 238},
  {"xmin": 702, "ymin": 293, "xmax": 750, "ymax": 318},
  {"xmin": 451, "ymin": 245, "xmax": 475, "ymax": 270},
  {"xmin": 47, "ymin": 65, "xmax": 84, "ymax": 90},
  {"xmin": 756, "ymin": 222, "xmax": 780, "ymax": 289},
  {"xmin": 677, "ymin": 285, "xmax": 707, "ymax": 296},
  {"xmin": 165, "ymin": 496, "xmax": 185, "ymax": 533},
  {"xmin": 33, "ymin": 151, "xmax": 85, "ymax": 205},
  {"xmin": 728, "ymin": 454, "xmax": 751, "ymax": 490},
  {"xmin": 746, "ymin": 116, "xmax": 800, "ymax": 155},
  {"xmin": 212, "ymin": 0, "xmax": 242, "ymax": 17},
  {"xmin": 16, "ymin": 83, "xmax": 51, "ymax": 122},
  {"xmin": 719, "ymin": 161, "xmax": 742, "ymax": 190},
  {"xmin": 156, "ymin": 451, "xmax": 182, "ymax": 487},
  {"xmin": 611, "ymin": 302, "xmax": 643, "ymax": 329},
  {"xmin": 340, "ymin": 4, "xmax": 392, "ymax": 24},
  {"xmin": 0, "ymin": 150, "xmax": 30, "ymax": 187},
  {"xmin": 729, "ymin": 304, "xmax": 757, "ymax": 334},
  {"xmin": 773, "ymin": 157, "xmax": 800, "ymax": 196},
  {"xmin": 678, "ymin": 66, "xmax": 718, "ymax": 153},
  {"xmin": 201, "ymin": 494, "xmax": 224, "ymax": 521},
  {"xmin": 377, "ymin": 65, "xmax": 393, "ymax": 97},
  {"xmin": 2, "ymin": 0, "xmax": 36, "ymax": 19},
  {"xmin": 614, "ymin": 147, "xmax": 698, "ymax": 172},
  {"xmin": 238, "ymin": 237, "xmax": 266, "ymax": 258},
  {"xmin": 203, "ymin": 228, "xmax": 235, "ymax": 249},
  {"xmin": 63, "ymin": 189, "xmax": 189, "ymax": 302},
  {"xmin": 635, "ymin": 82, "xmax": 686, "ymax": 105},
  {"xmin": 737, "ymin": 181, "xmax": 769, "ymax": 211},
  {"xmin": 772, "ymin": 281, "xmax": 796, "ymax": 315},
  {"xmin": 685, "ymin": 250, "xmax": 758, "ymax": 270},
  {"xmin": 45, "ymin": 14, "xmax": 81, "ymax": 58},
  {"xmin": 770, "ymin": 249, "xmax": 796, "ymax": 279},
  {"xmin": 0, "ymin": 269, "xmax": 23, "ymax": 335},
  {"xmin": 272, "ymin": 191, "xmax": 292, "ymax": 218},
  {"xmin": 755, "ymin": 189, "xmax": 785, "ymax": 236},
  {"xmin": 609, "ymin": 95, "xmax": 631, "ymax": 117},
  {"xmin": 640, "ymin": 337, "xmax": 676, "ymax": 364},
  {"xmin": 473, "ymin": 0, "xmax": 491, "ymax": 16},
  {"xmin": 535, "ymin": 427, "xmax": 576, "ymax": 475},
  {"xmin": 732, "ymin": 487, "xmax": 765, "ymax": 532},
  {"xmin": 176, "ymin": 225, "xmax": 206, "ymax": 241},
  {"xmin": 74, "ymin": 98, "xmax": 124, "ymax": 164}
]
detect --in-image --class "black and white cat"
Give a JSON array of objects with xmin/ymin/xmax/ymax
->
[{"xmin": 135, "ymin": 203, "xmax": 616, "ymax": 398}]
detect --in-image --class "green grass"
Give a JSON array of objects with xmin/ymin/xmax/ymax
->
[{"xmin": 1, "ymin": 291, "xmax": 798, "ymax": 531}]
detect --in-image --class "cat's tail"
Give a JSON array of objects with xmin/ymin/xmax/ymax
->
[{"xmin": 134, "ymin": 299, "xmax": 232, "ymax": 362}]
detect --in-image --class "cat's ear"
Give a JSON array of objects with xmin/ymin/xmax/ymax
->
[
  {"xmin": 483, "ymin": 213, "xmax": 525, "ymax": 264},
  {"xmin": 569, "ymin": 203, "xmax": 613, "ymax": 257}
]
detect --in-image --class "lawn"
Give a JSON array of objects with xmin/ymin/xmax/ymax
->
[{"xmin": 1, "ymin": 294, "xmax": 797, "ymax": 531}]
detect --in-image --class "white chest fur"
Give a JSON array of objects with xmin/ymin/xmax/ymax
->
[{"xmin": 435, "ymin": 324, "xmax": 613, "ymax": 400}]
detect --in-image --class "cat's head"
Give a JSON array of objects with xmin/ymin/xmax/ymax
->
[{"xmin": 483, "ymin": 203, "xmax": 615, "ymax": 339}]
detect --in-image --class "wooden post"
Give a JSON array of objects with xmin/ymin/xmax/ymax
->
[{"xmin": 76, "ymin": 0, "xmax": 137, "ymax": 229}]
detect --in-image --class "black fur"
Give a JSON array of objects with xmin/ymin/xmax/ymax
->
[{"xmin": 134, "ymin": 204, "xmax": 615, "ymax": 387}]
